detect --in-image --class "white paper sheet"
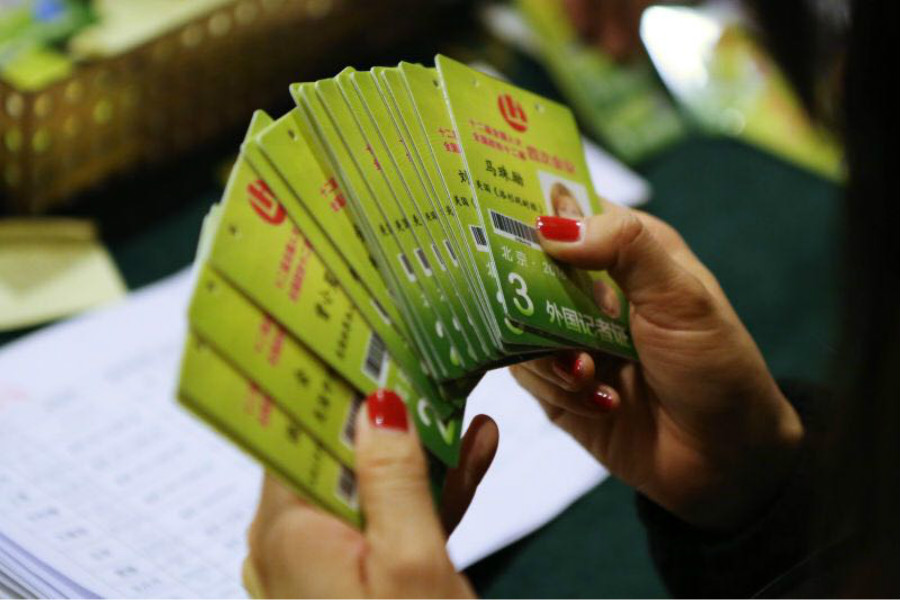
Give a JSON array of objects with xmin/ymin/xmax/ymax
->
[
  {"xmin": 448, "ymin": 370, "xmax": 608, "ymax": 566},
  {"xmin": 0, "ymin": 269, "xmax": 606, "ymax": 597},
  {"xmin": 0, "ymin": 272, "xmax": 258, "ymax": 599},
  {"xmin": 581, "ymin": 137, "xmax": 652, "ymax": 208}
]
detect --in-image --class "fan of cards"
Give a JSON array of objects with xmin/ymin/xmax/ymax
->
[{"xmin": 177, "ymin": 56, "xmax": 637, "ymax": 527}]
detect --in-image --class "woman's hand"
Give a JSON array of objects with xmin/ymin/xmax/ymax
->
[
  {"xmin": 511, "ymin": 204, "xmax": 804, "ymax": 531},
  {"xmin": 243, "ymin": 390, "xmax": 498, "ymax": 598},
  {"xmin": 561, "ymin": 0, "xmax": 655, "ymax": 61}
]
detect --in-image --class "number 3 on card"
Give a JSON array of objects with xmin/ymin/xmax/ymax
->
[{"xmin": 508, "ymin": 272, "xmax": 534, "ymax": 316}]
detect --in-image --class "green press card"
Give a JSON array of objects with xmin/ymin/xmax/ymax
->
[
  {"xmin": 398, "ymin": 62, "xmax": 564, "ymax": 352},
  {"xmin": 189, "ymin": 265, "xmax": 461, "ymax": 467},
  {"xmin": 292, "ymin": 81, "xmax": 450, "ymax": 383},
  {"xmin": 250, "ymin": 110, "xmax": 407, "ymax": 337},
  {"xmin": 241, "ymin": 110, "xmax": 452, "ymax": 415},
  {"xmin": 332, "ymin": 69, "xmax": 477, "ymax": 376},
  {"xmin": 201, "ymin": 140, "xmax": 463, "ymax": 464},
  {"xmin": 437, "ymin": 55, "xmax": 636, "ymax": 358},
  {"xmin": 190, "ymin": 265, "xmax": 365, "ymax": 469},
  {"xmin": 208, "ymin": 149, "xmax": 398, "ymax": 396},
  {"xmin": 360, "ymin": 67, "xmax": 497, "ymax": 366},
  {"xmin": 179, "ymin": 332, "xmax": 362, "ymax": 527}
]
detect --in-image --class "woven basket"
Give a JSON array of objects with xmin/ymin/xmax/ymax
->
[{"xmin": 0, "ymin": 0, "xmax": 443, "ymax": 213}]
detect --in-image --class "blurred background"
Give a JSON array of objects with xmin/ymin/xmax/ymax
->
[{"xmin": 0, "ymin": 0, "xmax": 842, "ymax": 597}]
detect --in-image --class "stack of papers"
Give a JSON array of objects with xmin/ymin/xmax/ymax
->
[{"xmin": 0, "ymin": 272, "xmax": 256, "ymax": 598}]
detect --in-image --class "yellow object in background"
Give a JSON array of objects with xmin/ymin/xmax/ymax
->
[
  {"xmin": 0, "ymin": 45, "xmax": 72, "ymax": 90},
  {"xmin": 0, "ymin": 218, "xmax": 126, "ymax": 330},
  {"xmin": 67, "ymin": 0, "xmax": 236, "ymax": 58},
  {"xmin": 642, "ymin": 5, "xmax": 844, "ymax": 181}
]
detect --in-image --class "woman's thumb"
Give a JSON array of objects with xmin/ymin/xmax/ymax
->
[
  {"xmin": 355, "ymin": 390, "xmax": 446, "ymax": 553},
  {"xmin": 536, "ymin": 212, "xmax": 709, "ymax": 322}
]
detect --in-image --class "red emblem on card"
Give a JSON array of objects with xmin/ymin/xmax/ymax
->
[
  {"xmin": 247, "ymin": 179, "xmax": 286, "ymax": 225},
  {"xmin": 498, "ymin": 93, "xmax": 528, "ymax": 132}
]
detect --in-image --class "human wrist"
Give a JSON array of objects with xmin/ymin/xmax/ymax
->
[
  {"xmin": 685, "ymin": 390, "xmax": 805, "ymax": 533},
  {"xmin": 650, "ymin": 384, "xmax": 806, "ymax": 533}
]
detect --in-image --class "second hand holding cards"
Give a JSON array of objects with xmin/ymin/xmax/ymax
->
[{"xmin": 177, "ymin": 56, "xmax": 637, "ymax": 528}]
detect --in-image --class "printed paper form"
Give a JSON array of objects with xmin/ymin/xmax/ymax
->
[
  {"xmin": 0, "ymin": 269, "xmax": 607, "ymax": 597},
  {"xmin": 0, "ymin": 271, "xmax": 259, "ymax": 598}
]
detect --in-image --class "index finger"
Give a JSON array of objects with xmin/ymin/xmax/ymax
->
[
  {"xmin": 246, "ymin": 474, "xmax": 364, "ymax": 598},
  {"xmin": 248, "ymin": 473, "xmax": 308, "ymax": 552}
]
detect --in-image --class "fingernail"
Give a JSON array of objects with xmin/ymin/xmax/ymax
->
[
  {"xmin": 592, "ymin": 386, "xmax": 618, "ymax": 412},
  {"xmin": 552, "ymin": 353, "xmax": 583, "ymax": 384},
  {"xmin": 366, "ymin": 389, "xmax": 409, "ymax": 431},
  {"xmin": 536, "ymin": 216, "xmax": 582, "ymax": 242}
]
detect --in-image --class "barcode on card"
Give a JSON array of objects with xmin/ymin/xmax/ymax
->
[
  {"xmin": 443, "ymin": 239, "xmax": 459, "ymax": 266},
  {"xmin": 398, "ymin": 253, "xmax": 416, "ymax": 281},
  {"xmin": 414, "ymin": 247, "xmax": 433, "ymax": 276},
  {"xmin": 362, "ymin": 333, "xmax": 386, "ymax": 383},
  {"xmin": 336, "ymin": 465, "xmax": 358, "ymax": 509},
  {"xmin": 340, "ymin": 394, "xmax": 363, "ymax": 448},
  {"xmin": 470, "ymin": 225, "xmax": 489, "ymax": 251},
  {"xmin": 431, "ymin": 243, "xmax": 447, "ymax": 270},
  {"xmin": 489, "ymin": 210, "xmax": 539, "ymax": 248}
]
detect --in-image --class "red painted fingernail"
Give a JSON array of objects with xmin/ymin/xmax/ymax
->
[
  {"xmin": 552, "ymin": 353, "xmax": 583, "ymax": 383},
  {"xmin": 536, "ymin": 216, "xmax": 582, "ymax": 242},
  {"xmin": 592, "ymin": 387, "xmax": 617, "ymax": 412},
  {"xmin": 573, "ymin": 356, "xmax": 584, "ymax": 378},
  {"xmin": 366, "ymin": 389, "xmax": 409, "ymax": 431}
]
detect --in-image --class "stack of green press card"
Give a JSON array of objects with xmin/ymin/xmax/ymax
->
[{"xmin": 177, "ymin": 55, "xmax": 637, "ymax": 527}]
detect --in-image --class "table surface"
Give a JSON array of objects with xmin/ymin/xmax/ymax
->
[{"xmin": 0, "ymin": 50, "xmax": 840, "ymax": 599}]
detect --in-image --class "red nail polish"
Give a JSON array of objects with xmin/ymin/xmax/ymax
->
[
  {"xmin": 366, "ymin": 389, "xmax": 409, "ymax": 431},
  {"xmin": 573, "ymin": 357, "xmax": 584, "ymax": 378},
  {"xmin": 592, "ymin": 387, "xmax": 617, "ymax": 412},
  {"xmin": 536, "ymin": 216, "xmax": 582, "ymax": 242},
  {"xmin": 552, "ymin": 353, "xmax": 583, "ymax": 383}
]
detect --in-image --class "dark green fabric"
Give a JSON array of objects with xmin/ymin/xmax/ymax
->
[
  {"xmin": 643, "ymin": 136, "xmax": 840, "ymax": 385},
  {"xmin": 469, "ymin": 477, "xmax": 668, "ymax": 598}
]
